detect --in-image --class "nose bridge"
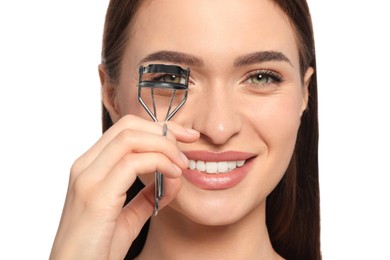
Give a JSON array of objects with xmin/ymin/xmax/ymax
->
[{"xmin": 192, "ymin": 80, "xmax": 242, "ymax": 145}]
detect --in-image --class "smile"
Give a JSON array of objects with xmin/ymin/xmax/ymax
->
[{"xmin": 188, "ymin": 160, "xmax": 246, "ymax": 174}]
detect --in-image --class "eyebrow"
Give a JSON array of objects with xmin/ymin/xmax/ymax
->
[
  {"xmin": 234, "ymin": 51, "xmax": 293, "ymax": 67},
  {"xmin": 140, "ymin": 50, "xmax": 292, "ymax": 68},
  {"xmin": 140, "ymin": 50, "xmax": 204, "ymax": 67}
]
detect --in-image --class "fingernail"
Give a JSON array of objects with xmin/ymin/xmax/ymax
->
[
  {"xmin": 180, "ymin": 152, "xmax": 189, "ymax": 165},
  {"xmin": 185, "ymin": 128, "xmax": 198, "ymax": 135},
  {"xmin": 172, "ymin": 164, "xmax": 182, "ymax": 176}
]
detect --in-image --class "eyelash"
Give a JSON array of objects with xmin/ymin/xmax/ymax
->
[{"xmin": 242, "ymin": 70, "xmax": 284, "ymax": 87}]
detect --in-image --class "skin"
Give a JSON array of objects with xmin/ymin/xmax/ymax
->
[{"xmin": 50, "ymin": 0, "xmax": 314, "ymax": 259}]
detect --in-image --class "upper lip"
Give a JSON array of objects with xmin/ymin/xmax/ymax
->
[{"xmin": 182, "ymin": 150, "xmax": 256, "ymax": 162}]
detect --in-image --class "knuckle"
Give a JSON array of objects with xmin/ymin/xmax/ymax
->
[
  {"xmin": 70, "ymin": 157, "xmax": 83, "ymax": 179},
  {"xmin": 69, "ymin": 161, "xmax": 95, "ymax": 198},
  {"xmin": 117, "ymin": 129, "xmax": 139, "ymax": 146},
  {"xmin": 71, "ymin": 174, "xmax": 90, "ymax": 199},
  {"xmin": 120, "ymin": 114, "xmax": 139, "ymax": 127},
  {"xmin": 122, "ymin": 154, "xmax": 137, "ymax": 169},
  {"xmin": 72, "ymin": 175, "xmax": 85, "ymax": 194}
]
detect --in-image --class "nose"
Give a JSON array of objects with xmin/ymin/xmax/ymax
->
[{"xmin": 190, "ymin": 82, "xmax": 242, "ymax": 145}]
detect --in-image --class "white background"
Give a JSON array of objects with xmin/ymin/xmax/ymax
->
[{"xmin": 0, "ymin": 1, "xmax": 389, "ymax": 259}]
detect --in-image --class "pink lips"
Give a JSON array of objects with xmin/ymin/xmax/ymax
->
[{"xmin": 182, "ymin": 151, "xmax": 255, "ymax": 190}]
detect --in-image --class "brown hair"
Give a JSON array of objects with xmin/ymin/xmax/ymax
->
[{"xmin": 101, "ymin": 1, "xmax": 320, "ymax": 259}]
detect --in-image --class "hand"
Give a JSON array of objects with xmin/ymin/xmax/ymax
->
[{"xmin": 49, "ymin": 115, "xmax": 199, "ymax": 260}]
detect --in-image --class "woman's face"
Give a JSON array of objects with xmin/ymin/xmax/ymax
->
[{"xmin": 107, "ymin": 0, "xmax": 313, "ymax": 225}]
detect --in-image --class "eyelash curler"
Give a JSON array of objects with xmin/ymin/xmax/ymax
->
[{"xmin": 138, "ymin": 64, "xmax": 190, "ymax": 216}]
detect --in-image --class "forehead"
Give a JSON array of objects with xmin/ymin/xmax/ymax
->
[{"xmin": 128, "ymin": 0, "xmax": 299, "ymax": 67}]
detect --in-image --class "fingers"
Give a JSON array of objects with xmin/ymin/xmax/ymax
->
[
  {"xmin": 72, "ymin": 115, "xmax": 199, "ymax": 175},
  {"xmin": 66, "ymin": 114, "xmax": 195, "ymax": 221},
  {"xmin": 74, "ymin": 129, "xmax": 186, "ymax": 185},
  {"xmin": 68, "ymin": 114, "xmax": 197, "ymax": 212},
  {"xmin": 100, "ymin": 152, "xmax": 183, "ymax": 198},
  {"xmin": 52, "ymin": 115, "xmax": 197, "ymax": 259}
]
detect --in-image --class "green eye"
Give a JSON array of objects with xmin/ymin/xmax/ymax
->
[
  {"xmin": 245, "ymin": 70, "xmax": 283, "ymax": 86},
  {"xmin": 250, "ymin": 74, "xmax": 271, "ymax": 84}
]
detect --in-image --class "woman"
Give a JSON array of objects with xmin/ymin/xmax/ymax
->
[{"xmin": 50, "ymin": 0, "xmax": 320, "ymax": 259}]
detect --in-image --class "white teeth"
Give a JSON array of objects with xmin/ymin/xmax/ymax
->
[
  {"xmin": 217, "ymin": 161, "xmax": 229, "ymax": 173},
  {"xmin": 196, "ymin": 160, "xmax": 206, "ymax": 171},
  {"xmin": 237, "ymin": 160, "xmax": 245, "ymax": 167},
  {"xmin": 188, "ymin": 160, "xmax": 246, "ymax": 174},
  {"xmin": 206, "ymin": 162, "xmax": 218, "ymax": 174},
  {"xmin": 228, "ymin": 161, "xmax": 237, "ymax": 170},
  {"xmin": 189, "ymin": 160, "xmax": 196, "ymax": 170}
]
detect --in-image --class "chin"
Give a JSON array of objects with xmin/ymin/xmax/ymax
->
[{"xmin": 167, "ymin": 186, "xmax": 266, "ymax": 227}]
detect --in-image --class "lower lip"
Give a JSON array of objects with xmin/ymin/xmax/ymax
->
[{"xmin": 182, "ymin": 159, "xmax": 254, "ymax": 190}]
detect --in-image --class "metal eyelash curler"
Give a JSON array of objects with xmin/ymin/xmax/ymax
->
[{"xmin": 137, "ymin": 64, "xmax": 190, "ymax": 216}]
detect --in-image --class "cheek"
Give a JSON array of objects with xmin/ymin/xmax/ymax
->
[
  {"xmin": 250, "ymin": 92, "xmax": 301, "ymax": 131},
  {"xmin": 264, "ymin": 103, "xmax": 301, "ymax": 147},
  {"xmin": 244, "ymin": 94, "xmax": 302, "ymax": 199},
  {"xmin": 248, "ymin": 92, "xmax": 303, "ymax": 166},
  {"xmin": 265, "ymin": 106, "xmax": 300, "ymax": 175}
]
